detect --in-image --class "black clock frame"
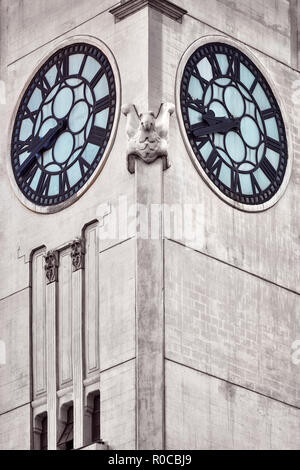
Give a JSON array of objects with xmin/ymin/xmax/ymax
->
[
  {"xmin": 180, "ymin": 42, "xmax": 288, "ymax": 205},
  {"xmin": 11, "ymin": 43, "xmax": 116, "ymax": 207}
]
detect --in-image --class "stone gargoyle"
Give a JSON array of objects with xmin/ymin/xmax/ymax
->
[{"xmin": 121, "ymin": 102, "xmax": 175, "ymax": 173}]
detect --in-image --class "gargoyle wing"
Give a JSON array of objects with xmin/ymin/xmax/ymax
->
[
  {"xmin": 121, "ymin": 103, "xmax": 140, "ymax": 139},
  {"xmin": 155, "ymin": 102, "xmax": 175, "ymax": 139}
]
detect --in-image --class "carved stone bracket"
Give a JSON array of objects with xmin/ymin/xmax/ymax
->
[
  {"xmin": 122, "ymin": 102, "xmax": 175, "ymax": 174},
  {"xmin": 44, "ymin": 251, "xmax": 59, "ymax": 284},
  {"xmin": 71, "ymin": 238, "xmax": 85, "ymax": 272},
  {"xmin": 110, "ymin": 0, "xmax": 187, "ymax": 23}
]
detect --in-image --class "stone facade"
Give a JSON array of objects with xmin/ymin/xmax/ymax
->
[{"xmin": 0, "ymin": 0, "xmax": 300, "ymax": 450}]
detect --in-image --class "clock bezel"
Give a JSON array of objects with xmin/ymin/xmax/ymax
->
[
  {"xmin": 175, "ymin": 35, "xmax": 293, "ymax": 212},
  {"xmin": 8, "ymin": 35, "xmax": 121, "ymax": 214}
]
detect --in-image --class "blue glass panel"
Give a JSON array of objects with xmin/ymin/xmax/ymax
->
[
  {"xmin": 237, "ymin": 84, "xmax": 252, "ymax": 100},
  {"xmin": 81, "ymin": 143, "xmax": 99, "ymax": 165},
  {"xmin": 203, "ymin": 85, "xmax": 212, "ymax": 106},
  {"xmin": 19, "ymin": 151, "xmax": 30, "ymax": 165},
  {"xmin": 225, "ymin": 131, "xmax": 245, "ymax": 162},
  {"xmin": 66, "ymin": 78, "xmax": 81, "ymax": 87},
  {"xmin": 45, "ymin": 65, "xmax": 57, "ymax": 88},
  {"xmin": 224, "ymin": 86, "xmax": 244, "ymax": 117},
  {"xmin": 48, "ymin": 174, "xmax": 59, "ymax": 196},
  {"xmin": 188, "ymin": 108, "xmax": 202, "ymax": 125},
  {"xmin": 239, "ymin": 173, "xmax": 252, "ymax": 195},
  {"xmin": 68, "ymin": 148, "xmax": 82, "ymax": 165},
  {"xmin": 209, "ymin": 101, "xmax": 228, "ymax": 118},
  {"xmin": 240, "ymin": 116, "xmax": 260, "ymax": 147},
  {"xmin": 240, "ymin": 64, "xmax": 255, "ymax": 90},
  {"xmin": 245, "ymin": 147, "xmax": 257, "ymax": 165},
  {"xmin": 69, "ymin": 101, "xmax": 89, "ymax": 133},
  {"xmin": 85, "ymin": 85, "xmax": 94, "ymax": 105},
  {"xmin": 93, "ymin": 76, "xmax": 108, "ymax": 101},
  {"xmin": 219, "ymin": 163, "xmax": 231, "ymax": 187},
  {"xmin": 266, "ymin": 148, "xmax": 280, "ymax": 170},
  {"xmin": 19, "ymin": 118, "xmax": 33, "ymax": 141},
  {"xmin": 85, "ymin": 115, "xmax": 93, "ymax": 140},
  {"xmin": 265, "ymin": 117, "xmax": 279, "ymax": 140},
  {"xmin": 74, "ymin": 129, "xmax": 85, "ymax": 149},
  {"xmin": 67, "ymin": 160, "xmax": 81, "ymax": 187},
  {"xmin": 42, "ymin": 102, "xmax": 52, "ymax": 121},
  {"xmin": 200, "ymin": 141, "xmax": 213, "ymax": 161},
  {"xmin": 244, "ymin": 101, "xmax": 256, "ymax": 118},
  {"xmin": 53, "ymin": 131, "xmax": 74, "ymax": 163},
  {"xmin": 46, "ymin": 163, "xmax": 61, "ymax": 173},
  {"xmin": 212, "ymin": 84, "xmax": 223, "ymax": 101},
  {"xmin": 255, "ymin": 109, "xmax": 264, "ymax": 132},
  {"xmin": 188, "ymin": 76, "xmax": 203, "ymax": 100},
  {"xmin": 53, "ymin": 87, "xmax": 73, "ymax": 119},
  {"xmin": 254, "ymin": 167, "xmax": 270, "ymax": 190},
  {"xmin": 82, "ymin": 56, "xmax": 101, "ymax": 82},
  {"xmin": 215, "ymin": 78, "xmax": 231, "ymax": 87},
  {"xmin": 216, "ymin": 54, "xmax": 228, "ymax": 74},
  {"xmin": 30, "ymin": 168, "xmax": 42, "ymax": 190},
  {"xmin": 94, "ymin": 108, "xmax": 109, "ymax": 128},
  {"xmin": 28, "ymin": 88, "xmax": 42, "ymax": 111},
  {"xmin": 44, "ymin": 84, "xmax": 60, "ymax": 104},
  {"xmin": 69, "ymin": 54, "xmax": 84, "ymax": 75},
  {"xmin": 238, "ymin": 162, "xmax": 255, "ymax": 171},
  {"xmin": 257, "ymin": 143, "xmax": 264, "ymax": 164},
  {"xmin": 197, "ymin": 58, "xmax": 213, "ymax": 81},
  {"xmin": 34, "ymin": 111, "xmax": 42, "ymax": 135},
  {"xmin": 73, "ymin": 83, "xmax": 85, "ymax": 101},
  {"xmin": 253, "ymin": 83, "xmax": 270, "ymax": 111},
  {"xmin": 42, "ymin": 148, "xmax": 54, "ymax": 166},
  {"xmin": 217, "ymin": 148, "xmax": 232, "ymax": 166}
]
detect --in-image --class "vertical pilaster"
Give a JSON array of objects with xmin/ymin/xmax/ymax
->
[
  {"xmin": 135, "ymin": 157, "xmax": 164, "ymax": 450},
  {"xmin": 45, "ymin": 251, "xmax": 59, "ymax": 450},
  {"xmin": 71, "ymin": 239, "xmax": 85, "ymax": 449}
]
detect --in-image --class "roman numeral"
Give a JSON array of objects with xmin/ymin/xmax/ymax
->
[
  {"xmin": 186, "ymin": 94, "xmax": 205, "ymax": 114},
  {"xmin": 23, "ymin": 161, "xmax": 38, "ymax": 183},
  {"xmin": 35, "ymin": 76, "xmax": 50, "ymax": 99},
  {"xmin": 62, "ymin": 54, "xmax": 69, "ymax": 76},
  {"xmin": 36, "ymin": 171, "xmax": 50, "ymax": 196},
  {"xmin": 23, "ymin": 106, "xmax": 38, "ymax": 123},
  {"xmin": 94, "ymin": 95, "xmax": 110, "ymax": 113},
  {"xmin": 260, "ymin": 156, "xmax": 276, "ymax": 182},
  {"xmin": 59, "ymin": 170, "xmax": 70, "ymax": 193},
  {"xmin": 227, "ymin": 54, "xmax": 240, "ymax": 81},
  {"xmin": 90, "ymin": 68, "xmax": 105, "ymax": 89},
  {"xmin": 87, "ymin": 126, "xmax": 106, "ymax": 145},
  {"xmin": 262, "ymin": 108, "xmax": 276, "ymax": 120},
  {"xmin": 266, "ymin": 136, "xmax": 281, "ymax": 153},
  {"xmin": 231, "ymin": 169, "xmax": 241, "ymax": 193},
  {"xmin": 78, "ymin": 156, "xmax": 92, "ymax": 177},
  {"xmin": 206, "ymin": 150, "xmax": 219, "ymax": 174},
  {"xmin": 78, "ymin": 54, "xmax": 87, "ymax": 76},
  {"xmin": 196, "ymin": 135, "xmax": 209, "ymax": 148},
  {"xmin": 250, "ymin": 78, "xmax": 258, "ymax": 94},
  {"xmin": 250, "ymin": 172, "xmax": 261, "ymax": 194},
  {"xmin": 15, "ymin": 135, "xmax": 34, "ymax": 153},
  {"xmin": 209, "ymin": 54, "xmax": 222, "ymax": 78}
]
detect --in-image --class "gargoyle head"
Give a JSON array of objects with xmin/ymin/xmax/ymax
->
[{"xmin": 139, "ymin": 111, "xmax": 156, "ymax": 132}]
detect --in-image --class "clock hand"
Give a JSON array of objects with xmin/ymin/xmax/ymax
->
[
  {"xmin": 191, "ymin": 113, "xmax": 241, "ymax": 138},
  {"xmin": 17, "ymin": 120, "xmax": 66, "ymax": 176}
]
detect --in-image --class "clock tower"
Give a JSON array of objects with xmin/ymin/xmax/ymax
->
[{"xmin": 1, "ymin": 0, "xmax": 300, "ymax": 450}]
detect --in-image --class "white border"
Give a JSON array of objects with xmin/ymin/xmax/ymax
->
[
  {"xmin": 7, "ymin": 35, "xmax": 121, "ymax": 214},
  {"xmin": 175, "ymin": 35, "xmax": 293, "ymax": 212}
]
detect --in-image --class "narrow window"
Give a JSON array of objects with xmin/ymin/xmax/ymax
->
[
  {"xmin": 57, "ymin": 406, "xmax": 73, "ymax": 450},
  {"xmin": 40, "ymin": 416, "xmax": 48, "ymax": 450},
  {"xmin": 91, "ymin": 394, "xmax": 100, "ymax": 443}
]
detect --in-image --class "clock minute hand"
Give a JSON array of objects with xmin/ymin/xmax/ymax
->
[{"xmin": 18, "ymin": 120, "xmax": 66, "ymax": 177}]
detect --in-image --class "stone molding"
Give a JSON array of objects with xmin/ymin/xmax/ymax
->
[
  {"xmin": 110, "ymin": 0, "xmax": 187, "ymax": 23},
  {"xmin": 122, "ymin": 102, "xmax": 175, "ymax": 173},
  {"xmin": 44, "ymin": 250, "xmax": 59, "ymax": 284},
  {"xmin": 71, "ymin": 238, "xmax": 85, "ymax": 272}
]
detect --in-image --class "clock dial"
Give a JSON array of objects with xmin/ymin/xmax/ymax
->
[
  {"xmin": 11, "ymin": 43, "xmax": 116, "ymax": 207},
  {"xmin": 180, "ymin": 42, "xmax": 288, "ymax": 206}
]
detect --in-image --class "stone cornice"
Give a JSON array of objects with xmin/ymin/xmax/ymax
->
[{"xmin": 110, "ymin": 0, "xmax": 187, "ymax": 23}]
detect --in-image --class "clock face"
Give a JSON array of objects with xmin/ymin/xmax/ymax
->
[
  {"xmin": 11, "ymin": 42, "xmax": 116, "ymax": 207},
  {"xmin": 180, "ymin": 42, "xmax": 288, "ymax": 206}
]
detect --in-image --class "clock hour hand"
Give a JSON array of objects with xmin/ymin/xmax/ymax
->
[
  {"xmin": 191, "ymin": 111, "xmax": 240, "ymax": 138},
  {"xmin": 17, "ymin": 120, "xmax": 66, "ymax": 177}
]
